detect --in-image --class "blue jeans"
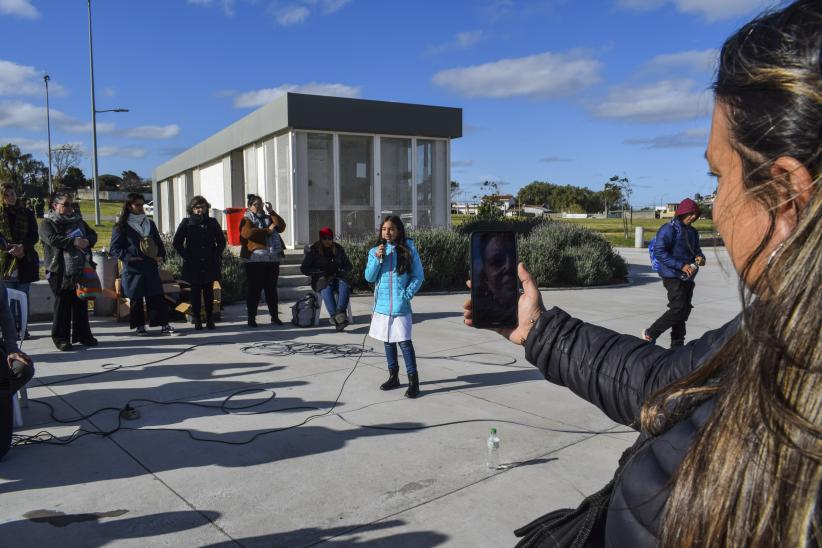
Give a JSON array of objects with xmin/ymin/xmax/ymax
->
[
  {"xmin": 384, "ymin": 340, "xmax": 417, "ymax": 375},
  {"xmin": 320, "ymin": 278, "xmax": 350, "ymax": 316}
]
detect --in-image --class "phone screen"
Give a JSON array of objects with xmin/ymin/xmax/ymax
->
[{"xmin": 470, "ymin": 231, "xmax": 518, "ymax": 328}]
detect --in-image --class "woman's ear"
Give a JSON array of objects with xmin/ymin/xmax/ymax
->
[{"xmin": 770, "ymin": 156, "xmax": 815, "ymax": 240}]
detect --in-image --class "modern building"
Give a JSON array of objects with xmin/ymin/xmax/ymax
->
[{"xmin": 152, "ymin": 93, "xmax": 462, "ymax": 247}]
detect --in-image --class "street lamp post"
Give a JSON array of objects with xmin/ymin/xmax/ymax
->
[
  {"xmin": 87, "ymin": 0, "xmax": 128, "ymax": 225},
  {"xmin": 44, "ymin": 74, "xmax": 53, "ymax": 194}
]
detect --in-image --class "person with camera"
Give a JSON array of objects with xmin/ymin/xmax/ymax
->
[
  {"xmin": 300, "ymin": 226, "xmax": 353, "ymax": 331},
  {"xmin": 240, "ymin": 194, "xmax": 286, "ymax": 327},
  {"xmin": 0, "ymin": 183, "xmax": 39, "ymax": 340},
  {"xmin": 365, "ymin": 216, "xmax": 424, "ymax": 398},
  {"xmin": 39, "ymin": 191, "xmax": 98, "ymax": 351},
  {"xmin": 464, "ymin": 2, "xmax": 821, "ymax": 545},
  {"xmin": 173, "ymin": 195, "xmax": 226, "ymax": 330},
  {"xmin": 0, "ymin": 278, "xmax": 34, "ymax": 461},
  {"xmin": 110, "ymin": 193, "xmax": 176, "ymax": 337},
  {"xmin": 643, "ymin": 197, "xmax": 706, "ymax": 347}
]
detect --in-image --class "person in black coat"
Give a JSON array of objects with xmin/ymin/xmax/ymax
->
[
  {"xmin": 300, "ymin": 226, "xmax": 353, "ymax": 330},
  {"xmin": 465, "ymin": 2, "xmax": 821, "ymax": 546},
  {"xmin": 0, "ymin": 183, "xmax": 39, "ymax": 339},
  {"xmin": 172, "ymin": 195, "xmax": 226, "ymax": 330},
  {"xmin": 39, "ymin": 191, "xmax": 98, "ymax": 351},
  {"xmin": 110, "ymin": 193, "xmax": 176, "ymax": 337}
]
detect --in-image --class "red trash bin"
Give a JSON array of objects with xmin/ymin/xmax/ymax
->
[{"xmin": 224, "ymin": 207, "xmax": 247, "ymax": 246}]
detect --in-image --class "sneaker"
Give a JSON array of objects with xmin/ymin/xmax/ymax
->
[
  {"xmin": 335, "ymin": 320, "xmax": 349, "ymax": 332},
  {"xmin": 135, "ymin": 326, "xmax": 149, "ymax": 337},
  {"xmin": 78, "ymin": 337, "xmax": 98, "ymax": 347},
  {"xmin": 271, "ymin": 316, "xmax": 284, "ymax": 326},
  {"xmin": 55, "ymin": 340, "xmax": 73, "ymax": 351},
  {"xmin": 160, "ymin": 324, "xmax": 179, "ymax": 336},
  {"xmin": 641, "ymin": 329, "xmax": 655, "ymax": 343},
  {"xmin": 248, "ymin": 318, "xmax": 258, "ymax": 328}
]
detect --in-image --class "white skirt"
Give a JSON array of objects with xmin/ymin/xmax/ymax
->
[{"xmin": 368, "ymin": 312, "xmax": 412, "ymax": 343}]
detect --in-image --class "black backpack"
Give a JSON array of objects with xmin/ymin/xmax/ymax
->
[{"xmin": 291, "ymin": 293, "xmax": 317, "ymax": 327}]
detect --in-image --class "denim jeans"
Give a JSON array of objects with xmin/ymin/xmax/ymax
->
[
  {"xmin": 320, "ymin": 278, "xmax": 350, "ymax": 316},
  {"xmin": 384, "ymin": 340, "xmax": 417, "ymax": 375}
]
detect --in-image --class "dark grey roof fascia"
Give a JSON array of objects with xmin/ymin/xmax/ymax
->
[
  {"xmin": 154, "ymin": 93, "xmax": 462, "ymax": 182},
  {"xmin": 153, "ymin": 94, "xmax": 289, "ymax": 182}
]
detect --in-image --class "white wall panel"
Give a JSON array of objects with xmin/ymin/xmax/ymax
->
[{"xmin": 199, "ymin": 160, "xmax": 225, "ymax": 211}]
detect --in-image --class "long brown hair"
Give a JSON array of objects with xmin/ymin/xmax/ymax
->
[{"xmin": 642, "ymin": 2, "xmax": 822, "ymax": 545}]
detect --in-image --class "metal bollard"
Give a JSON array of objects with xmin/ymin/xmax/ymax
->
[
  {"xmin": 635, "ymin": 226, "xmax": 645, "ymax": 248},
  {"xmin": 93, "ymin": 249, "xmax": 117, "ymax": 316}
]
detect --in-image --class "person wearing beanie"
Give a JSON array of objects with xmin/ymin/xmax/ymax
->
[
  {"xmin": 300, "ymin": 226, "xmax": 353, "ymax": 331},
  {"xmin": 643, "ymin": 197, "xmax": 706, "ymax": 347}
]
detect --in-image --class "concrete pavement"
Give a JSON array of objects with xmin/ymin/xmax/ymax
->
[{"xmin": 0, "ymin": 247, "xmax": 741, "ymax": 547}]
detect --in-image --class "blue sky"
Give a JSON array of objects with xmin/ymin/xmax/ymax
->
[{"xmin": 1, "ymin": 0, "xmax": 775, "ymax": 207}]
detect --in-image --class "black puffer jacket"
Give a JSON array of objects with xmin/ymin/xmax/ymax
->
[{"xmin": 524, "ymin": 307, "xmax": 740, "ymax": 547}]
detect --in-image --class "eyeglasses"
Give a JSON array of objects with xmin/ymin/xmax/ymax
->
[
  {"xmin": 320, "ymin": 236, "xmax": 333, "ymax": 240},
  {"xmin": 55, "ymin": 202, "xmax": 73, "ymax": 209}
]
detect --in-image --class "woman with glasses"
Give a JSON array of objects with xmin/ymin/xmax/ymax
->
[
  {"xmin": 39, "ymin": 191, "xmax": 98, "ymax": 351},
  {"xmin": 239, "ymin": 194, "xmax": 286, "ymax": 327},
  {"xmin": 300, "ymin": 226, "xmax": 353, "ymax": 331},
  {"xmin": 173, "ymin": 196, "xmax": 226, "ymax": 330},
  {"xmin": 110, "ymin": 193, "xmax": 176, "ymax": 337}
]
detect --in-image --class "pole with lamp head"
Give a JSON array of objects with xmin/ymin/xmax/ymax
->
[{"xmin": 44, "ymin": 74, "xmax": 53, "ymax": 194}]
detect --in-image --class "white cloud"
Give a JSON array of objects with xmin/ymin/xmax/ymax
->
[
  {"xmin": 273, "ymin": 3, "xmax": 309, "ymax": 25},
  {"xmin": 0, "ymin": 0, "xmax": 39, "ymax": 19},
  {"xmin": 102, "ymin": 87, "xmax": 116, "ymax": 98},
  {"xmin": 0, "ymin": 60, "xmax": 66, "ymax": 97},
  {"xmin": 623, "ymin": 127, "xmax": 708, "ymax": 148},
  {"xmin": 125, "ymin": 124, "xmax": 180, "ymax": 139},
  {"xmin": 187, "ymin": 0, "xmax": 236, "ymax": 16},
  {"xmin": 427, "ymin": 30, "xmax": 488, "ymax": 55},
  {"xmin": 98, "ymin": 146, "xmax": 148, "ymax": 159},
  {"xmin": 234, "ymin": 82, "xmax": 361, "ymax": 108},
  {"xmin": 593, "ymin": 79, "xmax": 711, "ymax": 122},
  {"xmin": 320, "ymin": 0, "xmax": 351, "ymax": 14},
  {"xmin": 432, "ymin": 50, "xmax": 601, "ymax": 99},
  {"xmin": 0, "ymin": 100, "xmax": 118, "ymax": 134},
  {"xmin": 617, "ymin": 0, "xmax": 772, "ymax": 22},
  {"xmin": 645, "ymin": 49, "xmax": 719, "ymax": 74},
  {"xmin": 0, "ymin": 136, "xmax": 49, "ymax": 153},
  {"xmin": 540, "ymin": 156, "xmax": 571, "ymax": 162}
]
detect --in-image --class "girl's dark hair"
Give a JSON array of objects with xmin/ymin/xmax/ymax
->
[
  {"xmin": 117, "ymin": 193, "xmax": 146, "ymax": 230},
  {"xmin": 187, "ymin": 195, "xmax": 211, "ymax": 216},
  {"xmin": 380, "ymin": 215, "xmax": 412, "ymax": 274},
  {"xmin": 247, "ymin": 194, "xmax": 261, "ymax": 207},
  {"xmin": 643, "ymin": 2, "xmax": 822, "ymax": 546}
]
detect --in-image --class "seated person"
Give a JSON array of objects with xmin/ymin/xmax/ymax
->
[
  {"xmin": 300, "ymin": 227, "xmax": 353, "ymax": 331},
  {"xmin": 0, "ymin": 278, "xmax": 34, "ymax": 461}
]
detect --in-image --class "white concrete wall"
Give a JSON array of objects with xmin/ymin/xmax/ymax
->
[{"xmin": 199, "ymin": 160, "xmax": 225, "ymax": 212}]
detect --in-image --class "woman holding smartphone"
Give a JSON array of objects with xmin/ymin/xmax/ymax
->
[
  {"xmin": 364, "ymin": 216, "xmax": 424, "ymax": 398},
  {"xmin": 239, "ymin": 194, "xmax": 285, "ymax": 327}
]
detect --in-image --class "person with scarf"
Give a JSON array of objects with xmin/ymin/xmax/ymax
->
[
  {"xmin": 0, "ymin": 183, "xmax": 39, "ymax": 339},
  {"xmin": 39, "ymin": 191, "xmax": 98, "ymax": 351},
  {"xmin": 240, "ymin": 194, "xmax": 285, "ymax": 327},
  {"xmin": 300, "ymin": 226, "xmax": 353, "ymax": 331},
  {"xmin": 110, "ymin": 193, "xmax": 176, "ymax": 337},
  {"xmin": 173, "ymin": 195, "xmax": 226, "ymax": 330},
  {"xmin": 365, "ymin": 216, "xmax": 425, "ymax": 398}
]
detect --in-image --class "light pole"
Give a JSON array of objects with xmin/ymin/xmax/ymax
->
[
  {"xmin": 44, "ymin": 74, "xmax": 53, "ymax": 194},
  {"xmin": 87, "ymin": 0, "xmax": 129, "ymax": 225}
]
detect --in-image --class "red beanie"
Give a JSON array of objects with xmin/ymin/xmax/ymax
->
[
  {"xmin": 319, "ymin": 226, "xmax": 334, "ymax": 239},
  {"xmin": 675, "ymin": 198, "xmax": 701, "ymax": 217}
]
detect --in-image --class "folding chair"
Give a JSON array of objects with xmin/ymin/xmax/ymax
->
[
  {"xmin": 6, "ymin": 288, "xmax": 27, "ymax": 427},
  {"xmin": 312, "ymin": 290, "xmax": 353, "ymax": 327}
]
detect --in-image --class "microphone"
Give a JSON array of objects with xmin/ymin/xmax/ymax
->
[{"xmin": 378, "ymin": 238, "xmax": 385, "ymax": 264}]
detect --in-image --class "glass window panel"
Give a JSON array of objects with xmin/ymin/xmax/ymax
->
[
  {"xmin": 275, "ymin": 134, "xmax": 292, "ymax": 246},
  {"xmin": 416, "ymin": 139, "xmax": 447, "ymax": 228},
  {"xmin": 306, "ymin": 133, "xmax": 335, "ymax": 241},
  {"xmin": 339, "ymin": 135, "xmax": 374, "ymax": 239},
  {"xmin": 380, "ymin": 137, "xmax": 412, "ymax": 228}
]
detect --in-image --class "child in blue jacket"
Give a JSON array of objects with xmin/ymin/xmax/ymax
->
[{"xmin": 365, "ymin": 216, "xmax": 425, "ymax": 398}]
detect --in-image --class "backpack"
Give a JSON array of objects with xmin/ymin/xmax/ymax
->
[{"xmin": 291, "ymin": 293, "xmax": 317, "ymax": 327}]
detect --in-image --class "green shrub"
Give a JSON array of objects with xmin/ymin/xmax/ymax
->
[
  {"xmin": 520, "ymin": 223, "xmax": 627, "ymax": 286},
  {"xmin": 457, "ymin": 216, "xmax": 550, "ymax": 237},
  {"xmin": 160, "ymin": 233, "xmax": 247, "ymax": 303}
]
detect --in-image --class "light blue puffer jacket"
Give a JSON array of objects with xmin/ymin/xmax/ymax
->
[{"xmin": 364, "ymin": 239, "xmax": 424, "ymax": 316}]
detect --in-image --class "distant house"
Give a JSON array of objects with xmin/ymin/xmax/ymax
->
[
  {"xmin": 486, "ymin": 194, "xmax": 517, "ymax": 212},
  {"xmin": 522, "ymin": 204, "xmax": 550, "ymax": 216},
  {"xmin": 451, "ymin": 202, "xmax": 478, "ymax": 215}
]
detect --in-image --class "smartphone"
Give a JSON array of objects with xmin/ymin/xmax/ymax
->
[{"xmin": 470, "ymin": 230, "xmax": 518, "ymax": 328}]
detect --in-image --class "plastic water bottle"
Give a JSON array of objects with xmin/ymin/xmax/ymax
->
[
  {"xmin": 680, "ymin": 263, "xmax": 699, "ymax": 281},
  {"xmin": 486, "ymin": 427, "xmax": 501, "ymax": 470}
]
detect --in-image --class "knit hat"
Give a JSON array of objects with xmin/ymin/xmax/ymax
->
[
  {"xmin": 319, "ymin": 226, "xmax": 334, "ymax": 239},
  {"xmin": 675, "ymin": 198, "xmax": 701, "ymax": 218}
]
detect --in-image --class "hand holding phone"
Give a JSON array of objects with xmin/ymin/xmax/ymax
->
[{"xmin": 470, "ymin": 231, "xmax": 519, "ymax": 328}]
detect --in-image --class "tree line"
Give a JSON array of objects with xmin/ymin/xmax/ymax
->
[
  {"xmin": 515, "ymin": 178, "xmax": 630, "ymax": 214},
  {"xmin": 0, "ymin": 142, "xmax": 150, "ymax": 196}
]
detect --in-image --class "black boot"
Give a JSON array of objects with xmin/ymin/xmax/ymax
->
[
  {"xmin": 380, "ymin": 368, "xmax": 400, "ymax": 391},
  {"xmin": 404, "ymin": 373, "xmax": 419, "ymax": 399}
]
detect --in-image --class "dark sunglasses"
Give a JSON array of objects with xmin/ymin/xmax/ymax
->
[{"xmin": 320, "ymin": 236, "xmax": 333, "ymax": 240}]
